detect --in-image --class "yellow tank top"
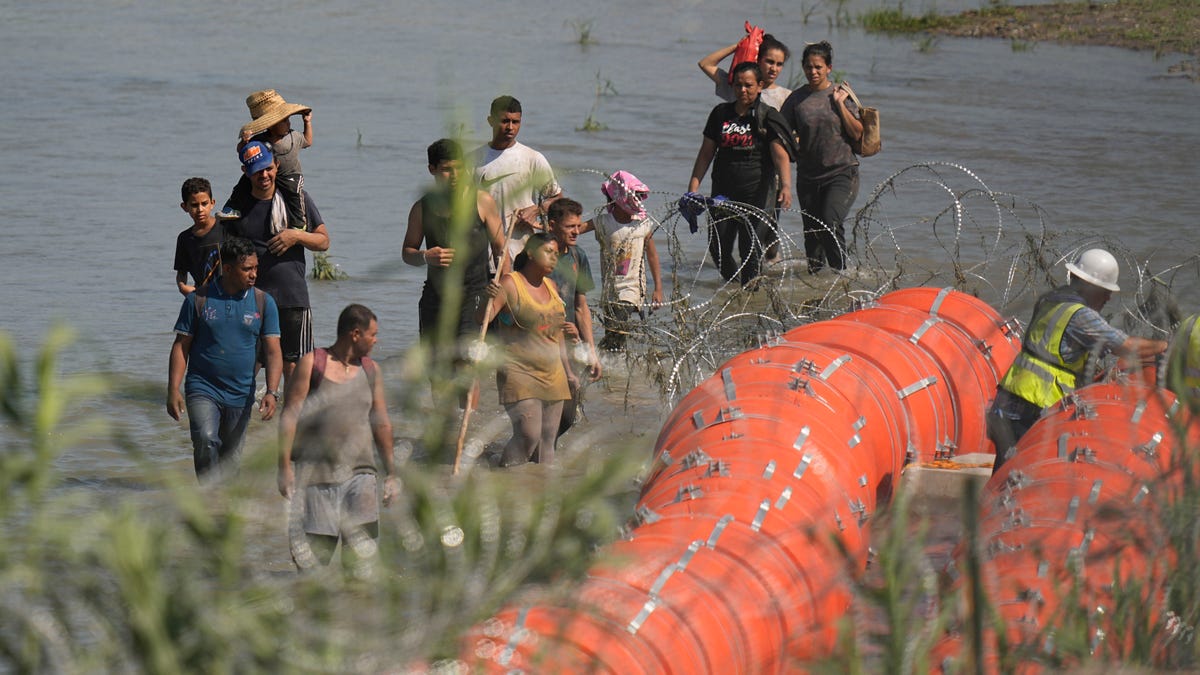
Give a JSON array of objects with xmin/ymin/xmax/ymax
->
[{"xmin": 496, "ymin": 272, "xmax": 571, "ymax": 404}]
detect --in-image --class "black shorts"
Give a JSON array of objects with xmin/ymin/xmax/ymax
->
[{"xmin": 277, "ymin": 307, "xmax": 314, "ymax": 363}]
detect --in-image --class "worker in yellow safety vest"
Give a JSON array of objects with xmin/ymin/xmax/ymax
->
[
  {"xmin": 987, "ymin": 248, "xmax": 1168, "ymax": 475},
  {"xmin": 1166, "ymin": 314, "xmax": 1200, "ymax": 404}
]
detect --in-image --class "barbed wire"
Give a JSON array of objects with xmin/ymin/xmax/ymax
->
[{"xmin": 559, "ymin": 165, "xmax": 1200, "ymax": 404}]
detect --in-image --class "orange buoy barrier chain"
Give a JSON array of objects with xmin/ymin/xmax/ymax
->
[{"xmin": 460, "ymin": 287, "xmax": 1022, "ymax": 673}]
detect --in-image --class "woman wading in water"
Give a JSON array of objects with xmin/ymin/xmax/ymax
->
[
  {"xmin": 484, "ymin": 233, "xmax": 576, "ymax": 466},
  {"xmin": 781, "ymin": 41, "xmax": 863, "ymax": 274},
  {"xmin": 688, "ymin": 62, "xmax": 793, "ymax": 289}
]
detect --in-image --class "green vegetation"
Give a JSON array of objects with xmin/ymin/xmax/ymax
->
[
  {"xmin": 861, "ymin": 0, "xmax": 1200, "ymax": 59},
  {"xmin": 577, "ymin": 71, "xmax": 619, "ymax": 133},
  {"xmin": 0, "ymin": 328, "xmax": 642, "ymax": 671},
  {"xmin": 860, "ymin": 4, "xmax": 948, "ymax": 33},
  {"xmin": 914, "ymin": 35, "xmax": 940, "ymax": 53},
  {"xmin": 311, "ymin": 251, "xmax": 349, "ymax": 281},
  {"xmin": 565, "ymin": 18, "xmax": 596, "ymax": 46}
]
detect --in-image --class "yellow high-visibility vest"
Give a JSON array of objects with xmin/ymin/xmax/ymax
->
[
  {"xmin": 1000, "ymin": 300, "xmax": 1088, "ymax": 409},
  {"xmin": 1167, "ymin": 314, "xmax": 1200, "ymax": 398}
]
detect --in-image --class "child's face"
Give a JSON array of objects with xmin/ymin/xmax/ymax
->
[
  {"xmin": 268, "ymin": 118, "xmax": 291, "ymax": 138},
  {"xmin": 181, "ymin": 192, "xmax": 215, "ymax": 227},
  {"xmin": 429, "ymin": 159, "xmax": 462, "ymax": 190}
]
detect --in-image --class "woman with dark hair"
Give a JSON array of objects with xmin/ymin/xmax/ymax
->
[
  {"xmin": 483, "ymin": 233, "xmax": 576, "ymax": 466},
  {"xmin": 699, "ymin": 32, "xmax": 793, "ymax": 110},
  {"xmin": 781, "ymin": 40, "xmax": 863, "ymax": 274},
  {"xmin": 687, "ymin": 62, "xmax": 794, "ymax": 288}
]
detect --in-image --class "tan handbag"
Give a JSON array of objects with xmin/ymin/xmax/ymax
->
[{"xmin": 840, "ymin": 82, "xmax": 881, "ymax": 157}]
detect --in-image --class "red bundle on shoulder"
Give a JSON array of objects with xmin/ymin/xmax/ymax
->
[{"xmin": 729, "ymin": 21, "xmax": 764, "ymax": 83}]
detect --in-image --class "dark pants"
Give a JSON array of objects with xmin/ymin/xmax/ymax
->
[
  {"xmin": 986, "ymin": 389, "xmax": 1042, "ymax": 476},
  {"xmin": 708, "ymin": 195, "xmax": 775, "ymax": 286},
  {"xmin": 598, "ymin": 300, "xmax": 639, "ymax": 352},
  {"xmin": 797, "ymin": 169, "xmax": 858, "ymax": 272}
]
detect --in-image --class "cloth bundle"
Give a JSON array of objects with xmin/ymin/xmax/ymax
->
[{"xmin": 678, "ymin": 192, "xmax": 728, "ymax": 233}]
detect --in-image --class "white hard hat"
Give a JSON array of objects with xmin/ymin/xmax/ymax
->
[{"xmin": 1065, "ymin": 248, "xmax": 1120, "ymax": 292}]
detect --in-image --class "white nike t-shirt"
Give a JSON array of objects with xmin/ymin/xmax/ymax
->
[{"xmin": 472, "ymin": 141, "xmax": 560, "ymax": 258}]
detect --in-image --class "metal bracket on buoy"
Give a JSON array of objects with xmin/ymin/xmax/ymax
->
[
  {"xmin": 634, "ymin": 505, "xmax": 661, "ymax": 526},
  {"xmin": 680, "ymin": 449, "xmax": 713, "ymax": 469},
  {"xmin": 674, "ymin": 484, "xmax": 703, "ymax": 503},
  {"xmin": 705, "ymin": 515, "xmax": 734, "ymax": 549},
  {"xmin": 775, "ymin": 486, "xmax": 792, "ymax": 510},
  {"xmin": 819, "ymin": 355, "xmax": 852, "ymax": 380},
  {"xmin": 793, "ymin": 425, "xmax": 811, "ymax": 452},
  {"xmin": 751, "ymin": 499, "xmax": 770, "ymax": 532},
  {"xmin": 793, "ymin": 358, "xmax": 819, "ymax": 375},
  {"xmin": 1001, "ymin": 509, "xmax": 1028, "ymax": 532},
  {"xmin": 704, "ymin": 460, "xmax": 731, "ymax": 478},
  {"xmin": 762, "ymin": 460, "xmax": 777, "ymax": 479},
  {"xmin": 793, "ymin": 453, "xmax": 813, "ymax": 479},
  {"xmin": 1133, "ymin": 484, "xmax": 1150, "ymax": 505},
  {"xmin": 1133, "ymin": 432, "xmax": 1163, "ymax": 462},
  {"xmin": 1000, "ymin": 316, "xmax": 1023, "ymax": 339},
  {"xmin": 930, "ymin": 287, "xmax": 952, "ymax": 316},
  {"xmin": 1068, "ymin": 400, "xmax": 1097, "ymax": 420},
  {"xmin": 987, "ymin": 539, "xmax": 1023, "ymax": 556},
  {"xmin": 497, "ymin": 606, "xmax": 530, "ymax": 666},
  {"xmin": 1066, "ymin": 496, "xmax": 1080, "ymax": 524},
  {"xmin": 909, "ymin": 317, "xmax": 939, "ymax": 345},
  {"xmin": 1130, "ymin": 399, "xmax": 1148, "ymax": 424},
  {"xmin": 897, "ymin": 376, "xmax": 938, "ymax": 399},
  {"xmin": 1004, "ymin": 469, "xmax": 1028, "ymax": 491},
  {"xmin": 715, "ymin": 406, "xmax": 743, "ymax": 423},
  {"xmin": 1068, "ymin": 446, "xmax": 1096, "ymax": 463},
  {"xmin": 1088, "ymin": 480, "xmax": 1103, "ymax": 504},
  {"xmin": 627, "ymin": 598, "xmax": 659, "ymax": 635},
  {"xmin": 788, "ymin": 376, "xmax": 814, "ymax": 395},
  {"xmin": 849, "ymin": 499, "xmax": 869, "ymax": 525},
  {"xmin": 722, "ymin": 368, "xmax": 737, "ymax": 401},
  {"xmin": 933, "ymin": 439, "xmax": 957, "ymax": 460}
]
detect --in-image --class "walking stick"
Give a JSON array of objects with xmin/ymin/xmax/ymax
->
[{"xmin": 452, "ymin": 209, "xmax": 516, "ymax": 475}]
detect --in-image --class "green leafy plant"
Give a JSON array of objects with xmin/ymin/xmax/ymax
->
[
  {"xmin": 577, "ymin": 71, "xmax": 618, "ymax": 133},
  {"xmin": 312, "ymin": 251, "xmax": 349, "ymax": 281},
  {"xmin": 565, "ymin": 18, "xmax": 596, "ymax": 46}
]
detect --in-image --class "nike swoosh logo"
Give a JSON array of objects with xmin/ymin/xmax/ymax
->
[{"xmin": 478, "ymin": 172, "xmax": 518, "ymax": 190}]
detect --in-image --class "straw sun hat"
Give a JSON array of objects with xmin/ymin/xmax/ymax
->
[{"xmin": 240, "ymin": 89, "xmax": 311, "ymax": 136}]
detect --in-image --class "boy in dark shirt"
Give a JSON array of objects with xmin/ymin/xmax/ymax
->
[{"xmin": 174, "ymin": 177, "xmax": 222, "ymax": 296}]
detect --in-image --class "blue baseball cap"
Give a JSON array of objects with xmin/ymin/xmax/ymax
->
[{"xmin": 240, "ymin": 141, "xmax": 274, "ymax": 174}]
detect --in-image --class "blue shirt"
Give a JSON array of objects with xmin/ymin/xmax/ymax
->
[{"xmin": 174, "ymin": 281, "xmax": 281, "ymax": 407}]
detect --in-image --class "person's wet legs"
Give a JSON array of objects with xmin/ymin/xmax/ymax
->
[{"xmin": 186, "ymin": 395, "xmax": 252, "ymax": 480}]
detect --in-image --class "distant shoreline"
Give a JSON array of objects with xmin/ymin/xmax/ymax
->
[{"xmin": 865, "ymin": 0, "xmax": 1199, "ymax": 78}]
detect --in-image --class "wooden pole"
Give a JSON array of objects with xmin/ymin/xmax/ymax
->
[{"xmin": 452, "ymin": 209, "xmax": 515, "ymax": 475}]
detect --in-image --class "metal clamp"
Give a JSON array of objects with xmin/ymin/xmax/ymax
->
[
  {"xmin": 820, "ymin": 354, "xmax": 852, "ymax": 380},
  {"xmin": 704, "ymin": 460, "xmax": 730, "ymax": 478},
  {"xmin": 793, "ymin": 425, "xmax": 811, "ymax": 452},
  {"xmin": 680, "ymin": 449, "xmax": 713, "ymax": 470},
  {"xmin": 1133, "ymin": 432, "xmax": 1163, "ymax": 462},
  {"xmin": 762, "ymin": 460, "xmax": 777, "ymax": 479},
  {"xmin": 751, "ymin": 499, "xmax": 771, "ymax": 532},
  {"xmin": 705, "ymin": 515, "xmax": 734, "ymax": 549},
  {"xmin": 897, "ymin": 376, "xmax": 938, "ymax": 399},
  {"xmin": 794, "ymin": 453, "xmax": 813, "ymax": 479},
  {"xmin": 722, "ymin": 368, "xmax": 737, "ymax": 402}
]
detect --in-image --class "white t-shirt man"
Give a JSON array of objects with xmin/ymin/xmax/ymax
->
[{"xmin": 472, "ymin": 141, "xmax": 560, "ymax": 260}]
